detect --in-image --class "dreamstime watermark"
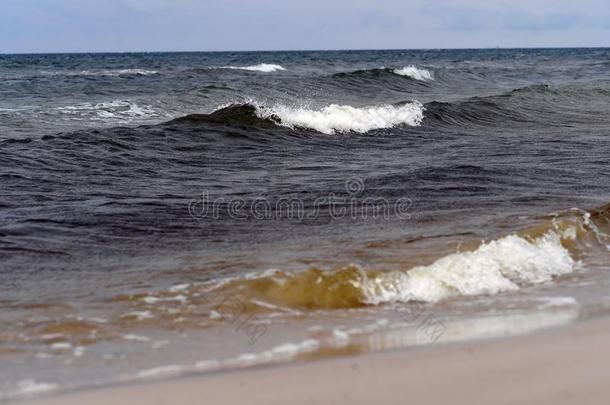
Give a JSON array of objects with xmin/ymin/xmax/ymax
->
[
  {"xmin": 187, "ymin": 177, "xmax": 413, "ymax": 221},
  {"xmin": 401, "ymin": 303, "xmax": 446, "ymax": 344},
  {"xmin": 202, "ymin": 290, "xmax": 268, "ymax": 345}
]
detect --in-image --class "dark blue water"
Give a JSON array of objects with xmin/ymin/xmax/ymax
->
[{"xmin": 1, "ymin": 49, "xmax": 609, "ymax": 269}]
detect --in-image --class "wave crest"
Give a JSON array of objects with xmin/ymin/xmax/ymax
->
[
  {"xmin": 212, "ymin": 232, "xmax": 572, "ymax": 309},
  {"xmin": 221, "ymin": 64, "xmax": 285, "ymax": 73},
  {"xmin": 206, "ymin": 206, "xmax": 608, "ymax": 310},
  {"xmin": 332, "ymin": 66, "xmax": 434, "ymax": 83},
  {"xmin": 165, "ymin": 104, "xmax": 276, "ymax": 127},
  {"xmin": 166, "ymin": 102, "xmax": 425, "ymax": 134},
  {"xmin": 422, "ymin": 85, "xmax": 564, "ymax": 127},
  {"xmin": 41, "ymin": 69, "xmax": 159, "ymax": 77},
  {"xmin": 255, "ymin": 102, "xmax": 425, "ymax": 134},
  {"xmin": 392, "ymin": 66, "xmax": 434, "ymax": 81},
  {"xmin": 56, "ymin": 100, "xmax": 159, "ymax": 121}
]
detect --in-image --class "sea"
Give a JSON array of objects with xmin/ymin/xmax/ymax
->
[{"xmin": 1, "ymin": 48, "xmax": 609, "ymax": 400}]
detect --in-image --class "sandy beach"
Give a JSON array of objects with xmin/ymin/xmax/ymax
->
[{"xmin": 18, "ymin": 317, "xmax": 610, "ymax": 405}]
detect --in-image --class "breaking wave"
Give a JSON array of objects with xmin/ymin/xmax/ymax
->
[
  {"xmin": 167, "ymin": 101, "xmax": 425, "ymax": 134},
  {"xmin": 255, "ymin": 102, "xmax": 424, "ymax": 134},
  {"xmin": 332, "ymin": 66, "xmax": 434, "ymax": 82},
  {"xmin": 392, "ymin": 66, "xmax": 434, "ymax": 81},
  {"xmin": 220, "ymin": 64, "xmax": 286, "ymax": 73},
  {"xmin": 166, "ymin": 85, "xmax": 569, "ymax": 134},
  {"xmin": 206, "ymin": 206, "xmax": 609, "ymax": 310},
  {"xmin": 158, "ymin": 85, "xmax": 610, "ymax": 134}
]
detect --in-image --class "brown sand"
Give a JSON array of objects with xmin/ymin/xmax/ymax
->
[{"xmin": 20, "ymin": 317, "xmax": 610, "ymax": 405}]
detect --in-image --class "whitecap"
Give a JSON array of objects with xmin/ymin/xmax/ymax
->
[
  {"xmin": 50, "ymin": 342, "xmax": 72, "ymax": 351},
  {"xmin": 120, "ymin": 310, "xmax": 154, "ymax": 321},
  {"xmin": 82, "ymin": 69, "xmax": 159, "ymax": 76},
  {"xmin": 221, "ymin": 63, "xmax": 285, "ymax": 73},
  {"xmin": 360, "ymin": 231, "xmax": 574, "ymax": 304},
  {"xmin": 9, "ymin": 380, "xmax": 58, "ymax": 398},
  {"xmin": 392, "ymin": 66, "xmax": 434, "ymax": 81},
  {"xmin": 55, "ymin": 100, "xmax": 159, "ymax": 121},
  {"xmin": 41, "ymin": 69, "xmax": 159, "ymax": 77},
  {"xmin": 123, "ymin": 334, "xmax": 150, "ymax": 342},
  {"xmin": 255, "ymin": 102, "xmax": 425, "ymax": 134}
]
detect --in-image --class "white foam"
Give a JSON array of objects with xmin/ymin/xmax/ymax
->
[
  {"xmin": 392, "ymin": 66, "xmax": 434, "ymax": 81},
  {"xmin": 120, "ymin": 310, "xmax": 154, "ymax": 321},
  {"xmin": 117, "ymin": 338, "xmax": 322, "ymax": 389},
  {"xmin": 169, "ymin": 283, "xmax": 190, "ymax": 292},
  {"xmin": 332, "ymin": 329, "xmax": 349, "ymax": 341},
  {"xmin": 152, "ymin": 340, "xmax": 169, "ymax": 349},
  {"xmin": 85, "ymin": 69, "xmax": 159, "ymax": 76},
  {"xmin": 195, "ymin": 360, "xmax": 220, "ymax": 370},
  {"xmin": 255, "ymin": 102, "xmax": 425, "ymax": 134},
  {"xmin": 56, "ymin": 100, "xmax": 158, "ymax": 121},
  {"xmin": 222, "ymin": 64, "xmax": 285, "ymax": 73},
  {"xmin": 142, "ymin": 294, "xmax": 188, "ymax": 304},
  {"xmin": 136, "ymin": 365, "xmax": 183, "ymax": 379},
  {"xmin": 10, "ymin": 380, "xmax": 58, "ymax": 398},
  {"xmin": 123, "ymin": 334, "xmax": 150, "ymax": 342},
  {"xmin": 226, "ymin": 339, "xmax": 320, "ymax": 367},
  {"xmin": 50, "ymin": 342, "xmax": 72, "ymax": 350},
  {"xmin": 0, "ymin": 106, "xmax": 34, "ymax": 112},
  {"xmin": 42, "ymin": 69, "xmax": 158, "ymax": 77},
  {"xmin": 359, "ymin": 232, "xmax": 574, "ymax": 304},
  {"xmin": 40, "ymin": 333, "xmax": 64, "ymax": 341},
  {"xmin": 125, "ymin": 339, "xmax": 317, "ymax": 384},
  {"xmin": 539, "ymin": 296, "xmax": 577, "ymax": 308}
]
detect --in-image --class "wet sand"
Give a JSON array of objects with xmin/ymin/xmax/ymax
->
[{"xmin": 20, "ymin": 316, "xmax": 610, "ymax": 405}]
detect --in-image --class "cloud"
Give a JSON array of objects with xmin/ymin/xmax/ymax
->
[{"xmin": 421, "ymin": 0, "xmax": 609, "ymax": 32}]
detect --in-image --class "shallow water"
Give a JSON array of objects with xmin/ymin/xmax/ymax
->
[{"xmin": 0, "ymin": 48, "xmax": 609, "ymax": 401}]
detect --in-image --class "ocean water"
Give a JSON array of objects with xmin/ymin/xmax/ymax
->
[{"xmin": 1, "ymin": 48, "xmax": 609, "ymax": 400}]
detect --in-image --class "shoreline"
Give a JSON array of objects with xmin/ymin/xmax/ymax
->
[{"xmin": 18, "ymin": 316, "xmax": 610, "ymax": 405}]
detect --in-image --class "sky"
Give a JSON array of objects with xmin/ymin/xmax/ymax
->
[{"xmin": 1, "ymin": 0, "xmax": 610, "ymax": 53}]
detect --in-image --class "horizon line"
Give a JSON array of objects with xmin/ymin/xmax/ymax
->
[{"xmin": 1, "ymin": 45, "xmax": 609, "ymax": 56}]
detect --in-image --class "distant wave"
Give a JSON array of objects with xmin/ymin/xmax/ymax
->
[
  {"xmin": 55, "ymin": 100, "xmax": 159, "ymax": 121},
  {"xmin": 220, "ymin": 64, "xmax": 286, "ymax": 73},
  {"xmin": 423, "ymin": 85, "xmax": 560, "ymax": 127},
  {"xmin": 164, "ymin": 85, "xmax": 608, "ymax": 133},
  {"xmin": 332, "ymin": 66, "xmax": 434, "ymax": 82},
  {"xmin": 169, "ymin": 101, "xmax": 425, "ymax": 134},
  {"xmin": 391, "ymin": 66, "xmax": 434, "ymax": 81},
  {"xmin": 40, "ymin": 69, "xmax": 159, "ymax": 77},
  {"xmin": 80, "ymin": 69, "xmax": 159, "ymax": 77},
  {"xmin": 167, "ymin": 104, "xmax": 274, "ymax": 127},
  {"xmin": 422, "ymin": 84, "xmax": 610, "ymax": 128}
]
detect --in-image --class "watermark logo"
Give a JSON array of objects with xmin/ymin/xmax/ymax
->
[
  {"xmin": 345, "ymin": 177, "xmax": 365, "ymax": 196},
  {"xmin": 214, "ymin": 294, "xmax": 268, "ymax": 345},
  {"xmin": 187, "ymin": 177, "xmax": 413, "ymax": 222},
  {"xmin": 200, "ymin": 290, "xmax": 268, "ymax": 345},
  {"xmin": 401, "ymin": 303, "xmax": 447, "ymax": 344}
]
